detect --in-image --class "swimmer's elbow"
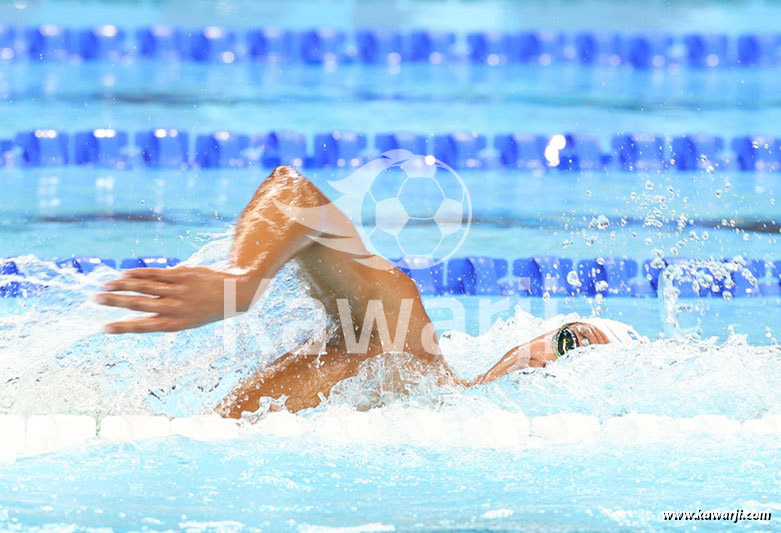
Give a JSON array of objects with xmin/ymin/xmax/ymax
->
[
  {"xmin": 394, "ymin": 267, "xmax": 425, "ymax": 300},
  {"xmin": 266, "ymin": 166, "xmax": 321, "ymax": 203}
]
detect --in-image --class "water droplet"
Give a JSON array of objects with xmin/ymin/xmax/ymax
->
[
  {"xmin": 645, "ymin": 180, "xmax": 654, "ymax": 190},
  {"xmin": 566, "ymin": 271, "xmax": 581, "ymax": 287},
  {"xmin": 645, "ymin": 238, "xmax": 652, "ymax": 245},
  {"xmin": 696, "ymin": 270, "xmax": 713, "ymax": 288},
  {"xmin": 715, "ymin": 189, "xmax": 722, "ymax": 198},
  {"xmin": 596, "ymin": 214, "xmax": 609, "ymax": 230},
  {"xmin": 702, "ymin": 231, "xmax": 709, "ymax": 241},
  {"xmin": 722, "ymin": 291, "xmax": 732, "ymax": 301},
  {"xmin": 595, "ymin": 280, "xmax": 609, "ymax": 292}
]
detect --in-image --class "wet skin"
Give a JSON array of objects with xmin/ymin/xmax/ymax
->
[{"xmin": 96, "ymin": 166, "xmax": 611, "ymax": 417}]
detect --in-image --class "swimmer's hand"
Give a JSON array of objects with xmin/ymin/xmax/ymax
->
[
  {"xmin": 96, "ymin": 267, "xmax": 255, "ymax": 334},
  {"xmin": 472, "ymin": 321, "xmax": 613, "ymax": 385},
  {"xmin": 565, "ymin": 322, "xmax": 612, "ymax": 348}
]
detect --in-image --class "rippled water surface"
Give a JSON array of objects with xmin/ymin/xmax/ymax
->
[{"xmin": 2, "ymin": 0, "xmax": 781, "ymax": 530}]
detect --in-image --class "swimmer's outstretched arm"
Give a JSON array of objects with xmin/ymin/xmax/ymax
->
[
  {"xmin": 96, "ymin": 164, "xmax": 606, "ymax": 401},
  {"xmin": 97, "ymin": 166, "xmax": 360, "ymax": 334},
  {"xmin": 472, "ymin": 322, "xmax": 610, "ymax": 385}
]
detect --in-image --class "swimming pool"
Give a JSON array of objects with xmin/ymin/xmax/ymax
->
[{"xmin": 1, "ymin": 0, "xmax": 781, "ymax": 531}]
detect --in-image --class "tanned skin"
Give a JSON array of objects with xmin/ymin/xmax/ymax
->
[{"xmin": 96, "ymin": 166, "xmax": 609, "ymax": 417}]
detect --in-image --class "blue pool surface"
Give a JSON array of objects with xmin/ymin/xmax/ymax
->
[
  {"xmin": 1, "ymin": 0, "xmax": 781, "ymax": 531},
  {"xmin": 2, "ymin": 435, "xmax": 780, "ymax": 532}
]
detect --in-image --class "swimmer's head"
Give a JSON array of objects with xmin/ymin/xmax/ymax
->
[{"xmin": 552, "ymin": 318, "xmax": 642, "ymax": 359}]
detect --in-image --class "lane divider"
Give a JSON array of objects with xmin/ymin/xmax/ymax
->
[
  {"xmin": 2, "ymin": 129, "xmax": 780, "ymax": 171},
  {"xmin": 1, "ymin": 25, "xmax": 779, "ymax": 68},
  {"xmin": 2, "ymin": 256, "xmax": 779, "ymax": 298},
  {"xmin": 1, "ymin": 411, "xmax": 779, "ymax": 461}
]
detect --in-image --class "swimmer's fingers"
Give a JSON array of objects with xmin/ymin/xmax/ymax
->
[
  {"xmin": 572, "ymin": 323, "xmax": 611, "ymax": 346},
  {"xmin": 95, "ymin": 293, "xmax": 177, "ymax": 314},
  {"xmin": 102, "ymin": 278, "xmax": 181, "ymax": 297},
  {"xmin": 120, "ymin": 267, "xmax": 183, "ymax": 282},
  {"xmin": 104, "ymin": 316, "xmax": 183, "ymax": 334},
  {"xmin": 587, "ymin": 325, "xmax": 610, "ymax": 345}
]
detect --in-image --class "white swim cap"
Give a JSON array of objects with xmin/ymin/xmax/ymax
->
[{"xmin": 579, "ymin": 317, "xmax": 643, "ymax": 345}]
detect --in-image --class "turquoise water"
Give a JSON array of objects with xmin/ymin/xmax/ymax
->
[
  {"xmin": 1, "ymin": 0, "xmax": 781, "ymax": 531},
  {"xmin": 2, "ymin": 435, "xmax": 780, "ymax": 532}
]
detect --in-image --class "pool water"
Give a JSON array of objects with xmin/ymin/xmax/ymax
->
[
  {"xmin": 4, "ymin": 434, "xmax": 780, "ymax": 532},
  {"xmin": 1, "ymin": 0, "xmax": 781, "ymax": 531}
]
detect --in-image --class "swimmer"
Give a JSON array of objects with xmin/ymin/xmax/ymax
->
[{"xmin": 96, "ymin": 166, "xmax": 641, "ymax": 417}]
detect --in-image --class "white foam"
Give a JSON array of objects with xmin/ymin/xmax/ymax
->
[
  {"xmin": 743, "ymin": 415, "xmax": 781, "ymax": 435},
  {"xmin": 603, "ymin": 414, "xmax": 676, "ymax": 442},
  {"xmin": 458, "ymin": 408, "xmax": 530, "ymax": 448},
  {"xmin": 378, "ymin": 408, "xmax": 462, "ymax": 447},
  {"xmin": 0, "ymin": 248, "xmax": 317, "ymax": 418},
  {"xmin": 298, "ymin": 405, "xmax": 531, "ymax": 448},
  {"xmin": 0, "ymin": 415, "xmax": 25, "ymax": 462},
  {"xmin": 170, "ymin": 415, "xmax": 240, "ymax": 441},
  {"xmin": 1, "ymin": 412, "xmax": 779, "ymax": 457},
  {"xmin": 25, "ymin": 415, "xmax": 96, "ymax": 456},
  {"xmin": 675, "ymin": 415, "xmax": 742, "ymax": 436},
  {"xmin": 481, "ymin": 508, "xmax": 514, "ymax": 519},
  {"xmin": 99, "ymin": 415, "xmax": 171, "ymax": 442},
  {"xmin": 530, "ymin": 413, "xmax": 600, "ymax": 442},
  {"xmin": 179, "ymin": 520, "xmax": 244, "ymax": 531},
  {"xmin": 299, "ymin": 523, "xmax": 395, "ymax": 533},
  {"xmin": 0, "ymin": 447, "xmax": 15, "ymax": 463},
  {"xmin": 246, "ymin": 410, "xmax": 307, "ymax": 438}
]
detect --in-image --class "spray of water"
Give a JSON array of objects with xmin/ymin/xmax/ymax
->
[
  {"xmin": 1, "ymin": 237, "xmax": 779, "ymax": 427},
  {"xmin": 0, "ymin": 234, "xmax": 324, "ymax": 417},
  {"xmin": 658, "ymin": 257, "xmax": 758, "ymax": 338}
]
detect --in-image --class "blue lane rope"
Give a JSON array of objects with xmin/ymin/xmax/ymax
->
[
  {"xmin": 2, "ymin": 25, "xmax": 780, "ymax": 68},
  {"xmin": 2, "ymin": 129, "xmax": 780, "ymax": 172},
  {"xmin": 1, "ymin": 256, "xmax": 779, "ymax": 298}
]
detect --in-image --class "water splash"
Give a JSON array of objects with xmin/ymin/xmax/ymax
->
[
  {"xmin": 1, "ymin": 240, "xmax": 780, "ymax": 426},
  {"xmin": 0, "ymin": 234, "xmax": 324, "ymax": 417},
  {"xmin": 317, "ymin": 306, "xmax": 780, "ymax": 423},
  {"xmin": 657, "ymin": 257, "xmax": 758, "ymax": 338}
]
